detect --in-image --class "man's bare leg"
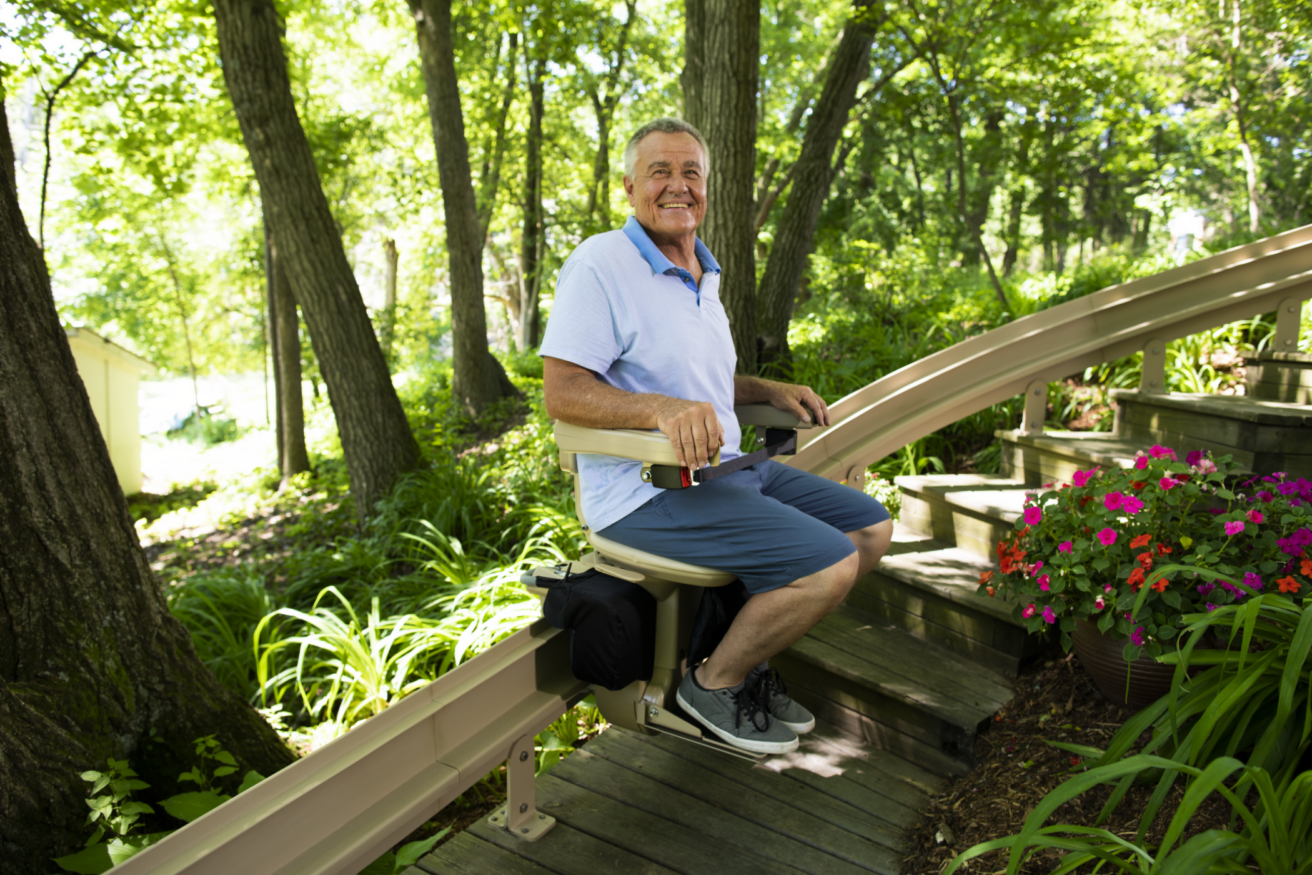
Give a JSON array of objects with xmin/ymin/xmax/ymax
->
[{"xmin": 695, "ymin": 518, "xmax": 894, "ymax": 690}]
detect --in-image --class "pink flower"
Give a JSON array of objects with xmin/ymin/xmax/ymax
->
[
  {"xmin": 1038, "ymin": 574, "xmax": 1051, "ymax": 591},
  {"xmin": 1134, "ymin": 456, "xmax": 1149, "ymax": 471},
  {"xmin": 1104, "ymin": 492, "xmax": 1124, "ymax": 511},
  {"xmin": 1197, "ymin": 459, "xmax": 1218, "ymax": 474},
  {"xmin": 1058, "ymin": 541, "xmax": 1073, "ymax": 553},
  {"xmin": 1224, "ymin": 520, "xmax": 1245, "ymax": 536},
  {"xmin": 1159, "ymin": 476, "xmax": 1176, "ymax": 491},
  {"xmin": 1024, "ymin": 506, "xmax": 1043, "ymax": 526},
  {"xmin": 1104, "ymin": 583, "xmax": 1115, "ymax": 592},
  {"xmin": 1032, "ymin": 561, "xmax": 1044, "ymax": 573},
  {"xmin": 1097, "ymin": 528, "xmax": 1118, "ymax": 546},
  {"xmin": 1131, "ymin": 626, "xmax": 1146, "ymax": 646},
  {"xmin": 1122, "ymin": 496, "xmax": 1145, "ymax": 515},
  {"xmin": 1150, "ymin": 445, "xmax": 1177, "ymax": 461},
  {"xmin": 1043, "ymin": 606, "xmax": 1056, "ymax": 624},
  {"xmin": 1248, "ymin": 510, "xmax": 1264, "ymax": 524},
  {"xmin": 1022, "ymin": 604, "xmax": 1036, "ymax": 619},
  {"xmin": 1094, "ymin": 595, "xmax": 1106, "ymax": 610},
  {"xmin": 1072, "ymin": 468, "xmax": 1098, "ymax": 488}
]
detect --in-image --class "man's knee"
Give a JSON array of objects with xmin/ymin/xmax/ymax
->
[
  {"xmin": 849, "ymin": 518, "xmax": 893, "ymax": 575},
  {"xmin": 791, "ymin": 550, "xmax": 859, "ymax": 611}
]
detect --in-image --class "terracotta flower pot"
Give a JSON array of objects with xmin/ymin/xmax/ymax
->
[{"xmin": 1072, "ymin": 618, "xmax": 1180, "ymax": 711}]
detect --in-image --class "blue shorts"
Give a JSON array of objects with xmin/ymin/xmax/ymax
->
[{"xmin": 596, "ymin": 460, "xmax": 890, "ymax": 594}]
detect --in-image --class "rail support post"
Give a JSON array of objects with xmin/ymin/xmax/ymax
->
[
  {"xmin": 488, "ymin": 734, "xmax": 555, "ymax": 841},
  {"xmin": 1274, "ymin": 297, "xmax": 1302, "ymax": 351},
  {"xmin": 1140, "ymin": 338, "xmax": 1166, "ymax": 394},
  {"xmin": 1021, "ymin": 380, "xmax": 1047, "ymax": 435}
]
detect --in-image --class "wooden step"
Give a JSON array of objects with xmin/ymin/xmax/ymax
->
[
  {"xmin": 847, "ymin": 526, "xmax": 1038, "ymax": 677},
  {"xmin": 1111, "ymin": 388, "xmax": 1312, "ymax": 478},
  {"xmin": 772, "ymin": 603, "xmax": 1013, "ymax": 775},
  {"xmin": 997, "ymin": 429, "xmax": 1147, "ymax": 487},
  {"xmin": 895, "ymin": 473, "xmax": 1027, "ymax": 562},
  {"xmin": 1245, "ymin": 351, "xmax": 1312, "ymax": 404}
]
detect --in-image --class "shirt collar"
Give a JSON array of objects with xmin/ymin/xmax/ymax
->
[{"xmin": 622, "ymin": 215, "xmax": 722, "ymax": 277}]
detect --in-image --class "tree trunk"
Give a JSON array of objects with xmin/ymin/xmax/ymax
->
[
  {"xmin": 683, "ymin": 0, "xmax": 759, "ymax": 374},
  {"xmin": 271, "ymin": 232, "xmax": 310, "ymax": 485},
  {"xmin": 0, "ymin": 97, "xmax": 294, "ymax": 875},
  {"xmin": 211, "ymin": 0, "xmax": 418, "ymax": 521},
  {"xmin": 519, "ymin": 51, "xmax": 545, "ymax": 350},
  {"xmin": 681, "ymin": 0, "xmax": 705, "ymax": 123},
  {"xmin": 476, "ymin": 32, "xmax": 517, "ymax": 244},
  {"xmin": 379, "ymin": 237, "xmax": 399, "ymax": 364},
  {"xmin": 755, "ymin": 0, "xmax": 880, "ymax": 375},
  {"xmin": 264, "ymin": 213, "xmax": 284, "ymax": 467},
  {"xmin": 408, "ymin": 0, "xmax": 518, "ymax": 408}
]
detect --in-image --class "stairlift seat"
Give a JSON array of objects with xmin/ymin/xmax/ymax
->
[{"xmin": 586, "ymin": 529, "xmax": 735, "ymax": 587}]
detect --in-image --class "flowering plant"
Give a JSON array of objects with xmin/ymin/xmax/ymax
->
[{"xmin": 978, "ymin": 445, "xmax": 1312, "ymax": 657}]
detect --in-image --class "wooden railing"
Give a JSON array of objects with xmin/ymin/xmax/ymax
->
[{"xmin": 119, "ymin": 224, "xmax": 1311, "ymax": 874}]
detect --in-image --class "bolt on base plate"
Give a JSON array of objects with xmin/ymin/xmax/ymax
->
[{"xmin": 487, "ymin": 804, "xmax": 556, "ymax": 842}]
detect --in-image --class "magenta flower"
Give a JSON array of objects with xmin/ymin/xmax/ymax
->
[
  {"xmin": 1072, "ymin": 469, "xmax": 1095, "ymax": 487},
  {"xmin": 1043, "ymin": 606, "xmax": 1056, "ymax": 624},
  {"xmin": 1022, "ymin": 604, "xmax": 1036, "ymax": 619},
  {"xmin": 1197, "ymin": 583, "xmax": 1215, "ymax": 596},
  {"xmin": 1243, "ymin": 572, "xmax": 1263, "ymax": 592},
  {"xmin": 1104, "ymin": 583, "xmax": 1115, "ymax": 593},
  {"xmin": 1150, "ymin": 445, "xmax": 1177, "ymax": 461},
  {"xmin": 1206, "ymin": 603, "xmax": 1218, "ymax": 612},
  {"xmin": 1186, "ymin": 450, "xmax": 1204, "ymax": 466},
  {"xmin": 1058, "ymin": 541, "xmax": 1073, "ymax": 553},
  {"xmin": 1094, "ymin": 595, "xmax": 1106, "ymax": 610},
  {"xmin": 1131, "ymin": 626, "xmax": 1146, "ymax": 646},
  {"xmin": 1224, "ymin": 520, "xmax": 1245, "ymax": 536},
  {"xmin": 1248, "ymin": 509, "xmax": 1264, "ymax": 524},
  {"xmin": 1104, "ymin": 492, "xmax": 1124, "ymax": 511},
  {"xmin": 1023, "ymin": 506, "xmax": 1043, "ymax": 526},
  {"xmin": 1122, "ymin": 496, "xmax": 1145, "ymax": 515},
  {"xmin": 1134, "ymin": 456, "xmax": 1149, "ymax": 471},
  {"xmin": 1097, "ymin": 528, "xmax": 1118, "ymax": 546},
  {"xmin": 1038, "ymin": 574, "xmax": 1051, "ymax": 592},
  {"xmin": 1257, "ymin": 490, "xmax": 1274, "ymax": 503},
  {"xmin": 1159, "ymin": 476, "xmax": 1177, "ymax": 491}
]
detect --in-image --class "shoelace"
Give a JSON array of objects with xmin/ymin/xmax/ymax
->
[
  {"xmin": 751, "ymin": 667, "xmax": 788, "ymax": 711},
  {"xmin": 729, "ymin": 684, "xmax": 770, "ymax": 732}
]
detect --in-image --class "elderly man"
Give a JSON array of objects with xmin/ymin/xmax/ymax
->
[{"xmin": 540, "ymin": 117, "xmax": 892, "ymax": 755}]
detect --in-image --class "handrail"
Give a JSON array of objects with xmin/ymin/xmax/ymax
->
[
  {"xmin": 116, "ymin": 622, "xmax": 586, "ymax": 875},
  {"xmin": 791, "ymin": 223, "xmax": 1312, "ymax": 483},
  {"xmin": 115, "ymin": 224, "xmax": 1311, "ymax": 874}
]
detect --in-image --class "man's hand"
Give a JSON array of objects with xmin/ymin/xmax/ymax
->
[
  {"xmin": 655, "ymin": 398, "xmax": 724, "ymax": 469},
  {"xmin": 735, "ymin": 376, "xmax": 830, "ymax": 427}
]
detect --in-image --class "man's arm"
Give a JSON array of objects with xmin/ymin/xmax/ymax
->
[
  {"xmin": 543, "ymin": 356, "xmax": 724, "ymax": 469},
  {"xmin": 733, "ymin": 375, "xmax": 831, "ymax": 427}
]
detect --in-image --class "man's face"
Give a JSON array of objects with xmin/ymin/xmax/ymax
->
[{"xmin": 623, "ymin": 131, "xmax": 707, "ymax": 242}]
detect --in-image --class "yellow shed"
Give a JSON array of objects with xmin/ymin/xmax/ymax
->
[{"xmin": 66, "ymin": 326, "xmax": 156, "ymax": 496}]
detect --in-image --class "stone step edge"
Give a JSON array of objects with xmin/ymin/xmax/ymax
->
[{"xmin": 895, "ymin": 473, "xmax": 1029, "ymax": 528}]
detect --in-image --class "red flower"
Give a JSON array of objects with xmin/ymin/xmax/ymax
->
[
  {"xmin": 1301, "ymin": 559, "xmax": 1311, "ymax": 577},
  {"xmin": 979, "ymin": 570, "xmax": 995, "ymax": 586},
  {"xmin": 1128, "ymin": 567, "xmax": 1146, "ymax": 589},
  {"xmin": 1278, "ymin": 576, "xmax": 1301, "ymax": 594},
  {"xmin": 987, "ymin": 586, "xmax": 996, "ymax": 597},
  {"xmin": 1137, "ymin": 552, "xmax": 1154, "ymax": 571},
  {"xmin": 1000, "ymin": 556, "xmax": 1015, "ymax": 574},
  {"xmin": 1175, "ymin": 473, "xmax": 1192, "ymax": 482},
  {"xmin": 1130, "ymin": 533, "xmax": 1152, "ymax": 549},
  {"xmin": 1130, "ymin": 481, "xmax": 1146, "ymax": 490},
  {"xmin": 1156, "ymin": 543, "xmax": 1173, "ymax": 556},
  {"xmin": 1152, "ymin": 576, "xmax": 1169, "ymax": 593}
]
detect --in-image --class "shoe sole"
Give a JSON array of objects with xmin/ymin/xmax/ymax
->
[
  {"xmin": 780, "ymin": 716, "xmax": 816, "ymax": 734},
  {"xmin": 676, "ymin": 689, "xmax": 800, "ymax": 755}
]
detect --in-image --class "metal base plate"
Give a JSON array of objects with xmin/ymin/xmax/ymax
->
[{"xmin": 488, "ymin": 804, "xmax": 556, "ymax": 842}]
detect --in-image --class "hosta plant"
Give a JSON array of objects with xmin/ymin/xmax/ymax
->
[{"xmin": 979, "ymin": 445, "xmax": 1312, "ymax": 655}]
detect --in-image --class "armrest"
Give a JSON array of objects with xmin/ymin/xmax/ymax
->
[
  {"xmin": 553, "ymin": 421, "xmax": 721, "ymax": 467},
  {"xmin": 733, "ymin": 403, "xmax": 818, "ymax": 429}
]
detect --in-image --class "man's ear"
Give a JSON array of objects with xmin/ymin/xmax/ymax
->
[{"xmin": 622, "ymin": 175, "xmax": 635, "ymax": 205}]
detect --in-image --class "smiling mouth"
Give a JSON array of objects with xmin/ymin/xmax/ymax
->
[{"xmin": 659, "ymin": 203, "xmax": 690, "ymax": 210}]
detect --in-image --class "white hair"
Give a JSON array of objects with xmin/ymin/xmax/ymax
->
[{"xmin": 622, "ymin": 117, "xmax": 708, "ymax": 179}]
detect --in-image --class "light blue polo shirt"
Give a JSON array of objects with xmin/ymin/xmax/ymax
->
[{"xmin": 539, "ymin": 216, "xmax": 742, "ymax": 533}]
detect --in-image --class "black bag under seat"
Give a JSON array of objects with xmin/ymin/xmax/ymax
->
[
  {"xmin": 539, "ymin": 568, "xmax": 656, "ymax": 691},
  {"xmin": 686, "ymin": 579, "xmax": 749, "ymax": 669}
]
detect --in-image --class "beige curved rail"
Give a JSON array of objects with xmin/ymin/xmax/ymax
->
[
  {"xmin": 791, "ymin": 224, "xmax": 1312, "ymax": 483},
  {"xmin": 116, "ymin": 225, "xmax": 1310, "ymax": 875}
]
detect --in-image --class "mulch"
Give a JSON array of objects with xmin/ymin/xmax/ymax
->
[{"xmin": 901, "ymin": 646, "xmax": 1233, "ymax": 874}]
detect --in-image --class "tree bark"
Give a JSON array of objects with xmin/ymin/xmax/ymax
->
[
  {"xmin": 379, "ymin": 237, "xmax": 399, "ymax": 364},
  {"xmin": 755, "ymin": 0, "xmax": 880, "ymax": 375},
  {"xmin": 211, "ymin": 0, "xmax": 418, "ymax": 521},
  {"xmin": 0, "ymin": 104, "xmax": 294, "ymax": 875},
  {"xmin": 684, "ymin": 0, "xmax": 759, "ymax": 375},
  {"xmin": 408, "ymin": 0, "xmax": 518, "ymax": 407},
  {"xmin": 271, "ymin": 231, "xmax": 310, "ymax": 485},
  {"xmin": 265, "ymin": 215, "xmax": 284, "ymax": 466},
  {"xmin": 520, "ymin": 50, "xmax": 545, "ymax": 350}
]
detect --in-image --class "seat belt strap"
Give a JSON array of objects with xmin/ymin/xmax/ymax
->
[{"xmin": 641, "ymin": 428, "xmax": 798, "ymax": 490}]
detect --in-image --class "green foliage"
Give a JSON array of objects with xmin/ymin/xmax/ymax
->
[
  {"xmin": 167, "ymin": 408, "xmax": 242, "ymax": 447},
  {"xmin": 168, "ymin": 570, "xmax": 285, "ymax": 701}
]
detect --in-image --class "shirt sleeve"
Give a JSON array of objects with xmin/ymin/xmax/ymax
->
[{"xmin": 538, "ymin": 252, "xmax": 623, "ymax": 375}]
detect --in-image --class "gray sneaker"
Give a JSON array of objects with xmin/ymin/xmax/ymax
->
[
  {"xmin": 676, "ymin": 670, "xmax": 799, "ymax": 755},
  {"xmin": 747, "ymin": 665, "xmax": 816, "ymax": 734}
]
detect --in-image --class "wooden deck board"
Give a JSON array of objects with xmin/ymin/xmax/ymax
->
[
  {"xmin": 574, "ymin": 730, "xmax": 898, "ymax": 873},
  {"xmin": 468, "ymin": 817, "xmax": 680, "ymax": 875},
  {"xmin": 413, "ymin": 832, "xmax": 552, "ymax": 874}
]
